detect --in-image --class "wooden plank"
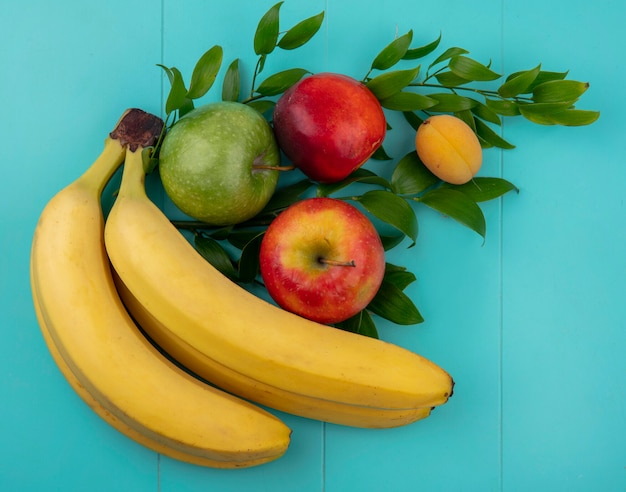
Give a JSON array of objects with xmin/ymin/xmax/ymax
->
[
  {"xmin": 322, "ymin": 1, "xmax": 504, "ymax": 489},
  {"xmin": 501, "ymin": 0, "xmax": 626, "ymax": 490},
  {"xmin": 0, "ymin": 1, "xmax": 162, "ymax": 491},
  {"xmin": 2, "ymin": 0, "xmax": 624, "ymax": 490}
]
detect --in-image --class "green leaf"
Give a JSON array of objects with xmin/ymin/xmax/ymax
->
[
  {"xmin": 257, "ymin": 54, "xmax": 267, "ymax": 74},
  {"xmin": 163, "ymin": 66, "xmax": 191, "ymax": 115},
  {"xmin": 316, "ymin": 168, "xmax": 391, "ymax": 197},
  {"xmin": 528, "ymin": 70, "xmax": 569, "ymax": 92},
  {"xmin": 277, "ymin": 11, "xmax": 324, "ymax": 50},
  {"xmin": 474, "ymin": 119, "xmax": 515, "ymax": 149},
  {"xmin": 141, "ymin": 146, "xmax": 157, "ymax": 174},
  {"xmin": 380, "ymin": 234, "xmax": 405, "ymax": 251},
  {"xmin": 546, "ymin": 109, "xmax": 600, "ymax": 126},
  {"xmin": 206, "ymin": 226, "xmax": 233, "ymax": 242},
  {"xmin": 428, "ymin": 93, "xmax": 478, "ymax": 112},
  {"xmin": 261, "ymin": 178, "xmax": 313, "ymax": 214},
  {"xmin": 157, "ymin": 64, "xmax": 174, "ymax": 84},
  {"xmin": 195, "ymin": 235, "xmax": 238, "ymax": 281},
  {"xmin": 391, "ymin": 151, "xmax": 439, "ymax": 195},
  {"xmin": 222, "ymin": 58, "xmax": 241, "ymax": 102},
  {"xmin": 403, "ymin": 32, "xmax": 441, "ymax": 60},
  {"xmin": 225, "ymin": 229, "xmax": 260, "ymax": 250},
  {"xmin": 518, "ymin": 110, "xmax": 559, "ymax": 125},
  {"xmin": 429, "ymin": 47, "xmax": 469, "ymax": 68},
  {"xmin": 418, "ymin": 188, "xmax": 486, "ymax": 238},
  {"xmin": 335, "ymin": 310, "xmax": 379, "ymax": 338},
  {"xmin": 368, "ymin": 280, "xmax": 423, "ymax": 325},
  {"xmin": 354, "ymin": 190, "xmax": 418, "ymax": 245},
  {"xmin": 246, "ymin": 99, "xmax": 275, "ymax": 115},
  {"xmin": 402, "ymin": 111, "xmax": 424, "ymax": 131},
  {"xmin": 532, "ymin": 79, "xmax": 589, "ymax": 104},
  {"xmin": 498, "ymin": 64, "xmax": 540, "ymax": 98},
  {"xmin": 443, "ymin": 177, "xmax": 518, "ymax": 202},
  {"xmin": 518, "ymin": 100, "xmax": 576, "ymax": 115},
  {"xmin": 254, "ymin": 1, "xmax": 282, "ymax": 56},
  {"xmin": 454, "ymin": 109, "xmax": 476, "ymax": 132},
  {"xmin": 383, "ymin": 263, "xmax": 417, "ymax": 291},
  {"xmin": 178, "ymin": 100, "xmax": 196, "ymax": 118},
  {"xmin": 256, "ymin": 68, "xmax": 310, "ymax": 96},
  {"xmin": 506, "ymin": 69, "xmax": 568, "ymax": 93},
  {"xmin": 370, "ymin": 144, "xmax": 393, "ymax": 160},
  {"xmin": 485, "ymin": 98, "xmax": 520, "ymax": 117},
  {"xmin": 520, "ymin": 107, "xmax": 600, "ymax": 126},
  {"xmin": 434, "ymin": 71, "xmax": 471, "ymax": 87},
  {"xmin": 186, "ymin": 45, "xmax": 223, "ymax": 100},
  {"xmin": 371, "ymin": 30, "xmax": 413, "ymax": 71},
  {"xmin": 365, "ymin": 66, "xmax": 420, "ymax": 100},
  {"xmin": 449, "ymin": 55, "xmax": 501, "ymax": 82},
  {"xmin": 237, "ymin": 232, "xmax": 264, "ymax": 283},
  {"xmin": 470, "ymin": 100, "xmax": 502, "ymax": 125},
  {"xmin": 379, "ymin": 91, "xmax": 437, "ymax": 111}
]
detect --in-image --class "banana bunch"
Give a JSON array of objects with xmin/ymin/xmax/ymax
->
[
  {"xmin": 104, "ymin": 114, "xmax": 455, "ymax": 430},
  {"xmin": 31, "ymin": 108, "xmax": 453, "ymax": 469},
  {"xmin": 30, "ymin": 109, "xmax": 291, "ymax": 468}
]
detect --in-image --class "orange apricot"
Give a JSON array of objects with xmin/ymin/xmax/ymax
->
[{"xmin": 415, "ymin": 114, "xmax": 482, "ymax": 185}]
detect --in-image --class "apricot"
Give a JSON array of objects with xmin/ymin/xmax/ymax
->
[{"xmin": 415, "ymin": 114, "xmax": 482, "ymax": 184}]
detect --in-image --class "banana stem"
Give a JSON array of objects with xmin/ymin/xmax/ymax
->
[{"xmin": 109, "ymin": 108, "xmax": 164, "ymax": 152}]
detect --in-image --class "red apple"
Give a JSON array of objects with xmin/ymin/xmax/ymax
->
[
  {"xmin": 272, "ymin": 72, "xmax": 386, "ymax": 183},
  {"xmin": 259, "ymin": 197, "xmax": 386, "ymax": 324}
]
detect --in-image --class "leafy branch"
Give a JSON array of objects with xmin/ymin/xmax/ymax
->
[
  {"xmin": 242, "ymin": 1, "xmax": 323, "ymax": 109},
  {"xmin": 151, "ymin": 2, "xmax": 323, "ymax": 153},
  {"xmin": 361, "ymin": 28, "xmax": 599, "ymax": 155},
  {"xmin": 153, "ymin": 2, "xmax": 598, "ymax": 339}
]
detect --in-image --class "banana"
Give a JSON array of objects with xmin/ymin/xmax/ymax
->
[
  {"xmin": 32, "ymin": 274, "xmax": 284, "ymax": 468},
  {"xmin": 104, "ymin": 140, "xmax": 454, "ymax": 429},
  {"xmin": 30, "ymin": 109, "xmax": 291, "ymax": 468},
  {"xmin": 113, "ymin": 272, "xmax": 433, "ymax": 428}
]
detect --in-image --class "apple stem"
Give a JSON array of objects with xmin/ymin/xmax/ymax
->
[
  {"xmin": 318, "ymin": 258, "xmax": 356, "ymax": 267},
  {"xmin": 252, "ymin": 164, "xmax": 296, "ymax": 171}
]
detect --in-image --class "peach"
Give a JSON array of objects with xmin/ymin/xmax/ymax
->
[{"xmin": 415, "ymin": 114, "xmax": 482, "ymax": 184}]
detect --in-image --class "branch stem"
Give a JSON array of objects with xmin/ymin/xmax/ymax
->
[
  {"xmin": 319, "ymin": 258, "xmax": 356, "ymax": 267},
  {"xmin": 252, "ymin": 164, "xmax": 296, "ymax": 171}
]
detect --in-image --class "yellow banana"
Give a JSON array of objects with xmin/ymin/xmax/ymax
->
[
  {"xmin": 113, "ymin": 272, "xmax": 432, "ymax": 428},
  {"xmin": 32, "ymin": 274, "xmax": 287, "ymax": 467},
  {"xmin": 105, "ymin": 143, "xmax": 454, "ymax": 428},
  {"xmin": 30, "ymin": 109, "xmax": 291, "ymax": 468}
]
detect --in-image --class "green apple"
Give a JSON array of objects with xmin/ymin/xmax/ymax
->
[
  {"xmin": 159, "ymin": 101, "xmax": 281, "ymax": 226},
  {"xmin": 259, "ymin": 197, "xmax": 386, "ymax": 324}
]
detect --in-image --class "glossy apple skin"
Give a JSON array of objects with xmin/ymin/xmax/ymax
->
[
  {"xmin": 259, "ymin": 197, "xmax": 386, "ymax": 324},
  {"xmin": 272, "ymin": 73, "xmax": 386, "ymax": 183}
]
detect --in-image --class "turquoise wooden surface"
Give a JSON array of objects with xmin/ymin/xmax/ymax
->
[{"xmin": 1, "ymin": 0, "xmax": 624, "ymax": 490}]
